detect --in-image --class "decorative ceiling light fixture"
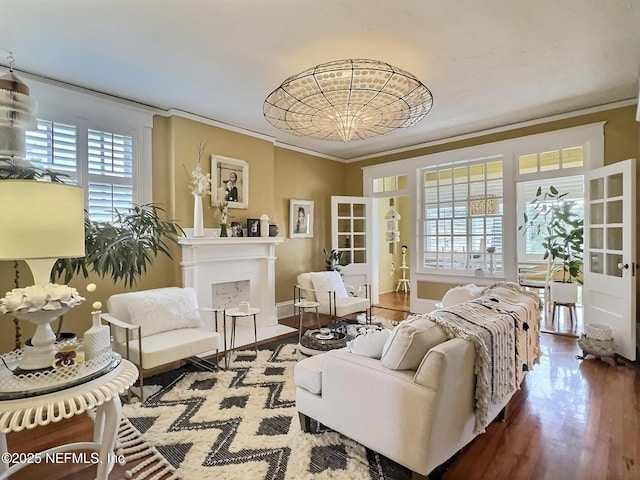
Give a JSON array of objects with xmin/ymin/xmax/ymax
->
[
  {"xmin": 0, "ymin": 51, "xmax": 37, "ymax": 158},
  {"xmin": 263, "ymin": 59, "xmax": 433, "ymax": 143}
]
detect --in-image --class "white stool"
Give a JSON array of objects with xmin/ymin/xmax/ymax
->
[{"xmin": 552, "ymin": 302, "xmax": 577, "ymax": 327}]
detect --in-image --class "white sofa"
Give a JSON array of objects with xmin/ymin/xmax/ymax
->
[{"xmin": 294, "ymin": 283, "xmax": 541, "ymax": 479}]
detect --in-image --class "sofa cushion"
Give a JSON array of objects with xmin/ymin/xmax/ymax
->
[
  {"xmin": 441, "ymin": 284, "xmax": 484, "ymax": 308},
  {"xmin": 294, "ymin": 352, "xmax": 326, "ymax": 394},
  {"xmin": 333, "ymin": 296, "xmax": 370, "ymax": 317},
  {"xmin": 347, "ymin": 328, "xmax": 391, "ymax": 359},
  {"xmin": 125, "ymin": 287, "xmax": 203, "ymax": 338},
  {"xmin": 117, "ymin": 327, "xmax": 218, "ymax": 370},
  {"xmin": 380, "ymin": 316, "xmax": 448, "ymax": 370}
]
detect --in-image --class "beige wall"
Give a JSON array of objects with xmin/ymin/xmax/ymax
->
[{"xmin": 272, "ymin": 147, "xmax": 346, "ymax": 301}]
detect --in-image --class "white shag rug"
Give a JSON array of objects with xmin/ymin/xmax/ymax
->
[{"xmin": 118, "ymin": 339, "xmax": 413, "ymax": 480}]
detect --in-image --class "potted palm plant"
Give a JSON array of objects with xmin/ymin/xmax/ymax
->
[
  {"xmin": 323, "ymin": 248, "xmax": 344, "ymax": 272},
  {"xmin": 51, "ymin": 203, "xmax": 183, "ymax": 287},
  {"xmin": 520, "ymin": 185, "xmax": 584, "ymax": 303}
]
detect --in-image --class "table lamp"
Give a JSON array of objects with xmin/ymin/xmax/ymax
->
[{"xmin": 0, "ymin": 180, "xmax": 86, "ymax": 370}]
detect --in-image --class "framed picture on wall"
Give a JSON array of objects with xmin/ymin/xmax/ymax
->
[
  {"xmin": 290, "ymin": 199, "xmax": 314, "ymax": 238},
  {"xmin": 211, "ymin": 155, "xmax": 249, "ymax": 209}
]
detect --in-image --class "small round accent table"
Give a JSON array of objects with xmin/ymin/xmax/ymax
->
[
  {"xmin": 298, "ymin": 329, "xmax": 354, "ymax": 357},
  {"xmin": 293, "ymin": 301, "xmax": 321, "ymax": 343},
  {"xmin": 225, "ymin": 307, "xmax": 261, "ymax": 362},
  {"xmin": 0, "ymin": 357, "xmax": 138, "ymax": 480}
]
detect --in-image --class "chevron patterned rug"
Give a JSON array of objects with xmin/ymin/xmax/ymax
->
[{"xmin": 118, "ymin": 340, "xmax": 416, "ymax": 480}]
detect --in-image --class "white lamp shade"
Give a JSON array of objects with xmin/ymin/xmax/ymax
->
[{"xmin": 0, "ymin": 181, "xmax": 85, "ymax": 260}]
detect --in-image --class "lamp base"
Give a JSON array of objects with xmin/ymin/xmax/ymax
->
[
  {"xmin": 14, "ymin": 307, "xmax": 71, "ymax": 371},
  {"xmin": 18, "ymin": 341, "xmax": 57, "ymax": 371}
]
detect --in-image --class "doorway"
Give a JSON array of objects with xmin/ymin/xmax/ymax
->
[
  {"xmin": 516, "ymin": 175, "xmax": 584, "ymax": 336},
  {"xmin": 374, "ymin": 195, "xmax": 411, "ymax": 319}
]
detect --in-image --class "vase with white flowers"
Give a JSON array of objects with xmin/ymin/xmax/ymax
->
[{"xmin": 189, "ymin": 140, "xmax": 211, "ymax": 237}]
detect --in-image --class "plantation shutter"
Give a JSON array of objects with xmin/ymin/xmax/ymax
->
[
  {"xmin": 25, "ymin": 120, "xmax": 78, "ymax": 179},
  {"xmin": 87, "ymin": 129, "xmax": 134, "ymax": 222}
]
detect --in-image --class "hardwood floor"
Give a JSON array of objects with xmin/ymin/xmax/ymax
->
[{"xmin": 6, "ymin": 293, "xmax": 638, "ymax": 480}]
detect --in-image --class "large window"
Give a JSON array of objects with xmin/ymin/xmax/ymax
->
[
  {"xmin": 26, "ymin": 121, "xmax": 134, "ymax": 222},
  {"xmin": 422, "ymin": 157, "xmax": 503, "ymax": 274},
  {"xmin": 363, "ymin": 121, "xmax": 603, "ymax": 284},
  {"xmin": 12, "ymin": 72, "xmax": 154, "ymax": 224}
]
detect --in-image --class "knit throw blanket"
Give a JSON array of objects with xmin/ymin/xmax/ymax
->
[{"xmin": 426, "ymin": 283, "xmax": 540, "ymax": 434}]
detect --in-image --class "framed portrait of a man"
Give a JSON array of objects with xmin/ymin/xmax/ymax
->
[
  {"xmin": 211, "ymin": 155, "xmax": 249, "ymax": 209},
  {"xmin": 290, "ymin": 199, "xmax": 314, "ymax": 238}
]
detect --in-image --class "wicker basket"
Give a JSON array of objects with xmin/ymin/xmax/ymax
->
[{"xmin": 585, "ymin": 323, "xmax": 613, "ymax": 341}]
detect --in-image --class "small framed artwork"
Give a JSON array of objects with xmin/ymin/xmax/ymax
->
[
  {"xmin": 247, "ymin": 218, "xmax": 260, "ymax": 237},
  {"xmin": 231, "ymin": 221, "xmax": 243, "ymax": 237},
  {"xmin": 211, "ymin": 155, "xmax": 249, "ymax": 209},
  {"xmin": 290, "ymin": 199, "xmax": 314, "ymax": 238}
]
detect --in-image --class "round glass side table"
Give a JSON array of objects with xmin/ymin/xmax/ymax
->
[
  {"xmin": 293, "ymin": 300, "xmax": 321, "ymax": 343},
  {"xmin": 224, "ymin": 307, "xmax": 261, "ymax": 365},
  {"xmin": 0, "ymin": 356, "xmax": 138, "ymax": 480}
]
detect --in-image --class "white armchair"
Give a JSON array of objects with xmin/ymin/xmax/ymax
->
[
  {"xmin": 295, "ymin": 271, "xmax": 371, "ymax": 322},
  {"xmin": 101, "ymin": 287, "xmax": 220, "ymax": 400}
]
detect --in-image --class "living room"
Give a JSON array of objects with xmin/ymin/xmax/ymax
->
[{"xmin": 1, "ymin": 2, "xmax": 639, "ymax": 479}]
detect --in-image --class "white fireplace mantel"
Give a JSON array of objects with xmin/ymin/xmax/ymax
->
[{"xmin": 178, "ymin": 229, "xmax": 290, "ymax": 348}]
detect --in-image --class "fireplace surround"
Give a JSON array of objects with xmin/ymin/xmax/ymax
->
[{"xmin": 179, "ymin": 229, "xmax": 294, "ymax": 350}]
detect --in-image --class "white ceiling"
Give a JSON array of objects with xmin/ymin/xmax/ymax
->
[{"xmin": 2, "ymin": 0, "xmax": 639, "ymax": 161}]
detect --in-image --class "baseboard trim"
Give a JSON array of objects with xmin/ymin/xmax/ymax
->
[{"xmin": 277, "ymin": 300, "xmax": 295, "ymax": 319}]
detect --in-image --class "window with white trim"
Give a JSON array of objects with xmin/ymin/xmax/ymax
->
[
  {"xmin": 26, "ymin": 120, "xmax": 134, "ymax": 222},
  {"xmin": 362, "ymin": 122, "xmax": 603, "ymax": 283},
  {"xmin": 421, "ymin": 157, "xmax": 503, "ymax": 274}
]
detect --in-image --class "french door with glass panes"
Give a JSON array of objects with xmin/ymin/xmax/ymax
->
[
  {"xmin": 583, "ymin": 158, "xmax": 636, "ymax": 360},
  {"xmin": 331, "ymin": 196, "xmax": 376, "ymax": 304}
]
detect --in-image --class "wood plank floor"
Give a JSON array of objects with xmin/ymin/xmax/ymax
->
[{"xmin": 5, "ymin": 292, "xmax": 638, "ymax": 480}]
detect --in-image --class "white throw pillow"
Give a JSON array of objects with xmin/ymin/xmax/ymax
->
[
  {"xmin": 309, "ymin": 271, "xmax": 349, "ymax": 311},
  {"xmin": 309, "ymin": 271, "xmax": 349, "ymax": 297},
  {"xmin": 126, "ymin": 288, "xmax": 203, "ymax": 338},
  {"xmin": 380, "ymin": 316, "xmax": 448, "ymax": 370},
  {"xmin": 441, "ymin": 284, "xmax": 484, "ymax": 308},
  {"xmin": 347, "ymin": 328, "xmax": 391, "ymax": 359}
]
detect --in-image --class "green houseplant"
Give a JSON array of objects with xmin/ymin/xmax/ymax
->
[
  {"xmin": 323, "ymin": 248, "xmax": 344, "ymax": 272},
  {"xmin": 51, "ymin": 203, "xmax": 183, "ymax": 287},
  {"xmin": 520, "ymin": 185, "xmax": 584, "ymax": 302}
]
